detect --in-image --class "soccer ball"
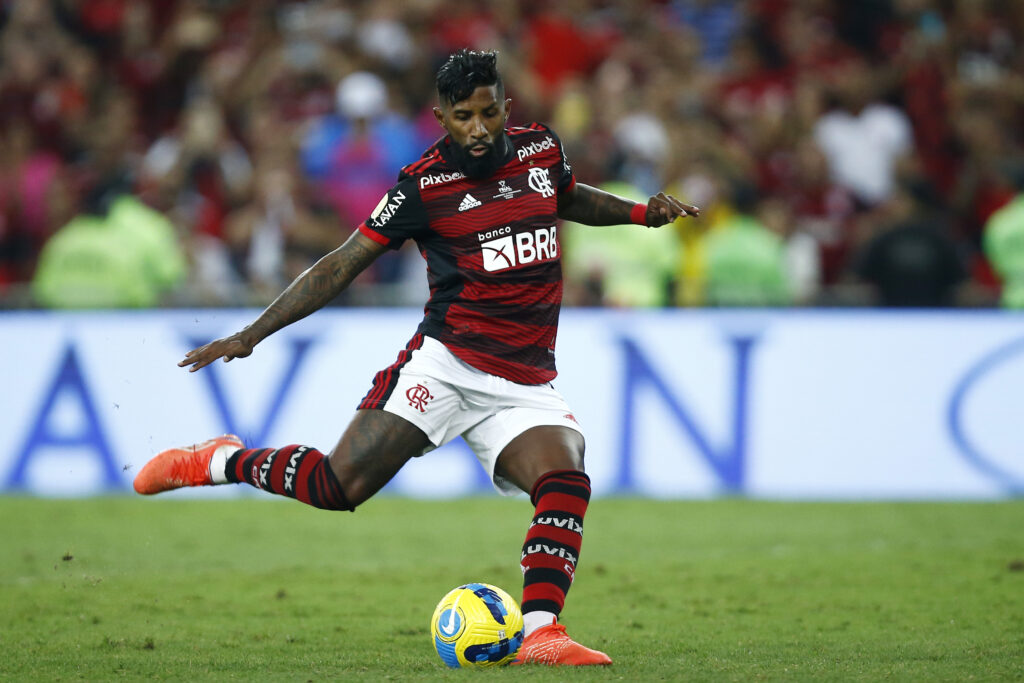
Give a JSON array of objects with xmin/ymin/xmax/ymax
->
[{"xmin": 430, "ymin": 583, "xmax": 524, "ymax": 668}]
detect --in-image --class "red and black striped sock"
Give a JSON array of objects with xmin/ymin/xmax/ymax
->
[
  {"xmin": 520, "ymin": 469, "xmax": 591, "ymax": 616},
  {"xmin": 225, "ymin": 445, "xmax": 352, "ymax": 511}
]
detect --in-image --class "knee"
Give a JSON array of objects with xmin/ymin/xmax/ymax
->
[
  {"xmin": 326, "ymin": 452, "xmax": 393, "ymax": 509},
  {"xmin": 495, "ymin": 426, "xmax": 585, "ymax": 493},
  {"xmin": 336, "ymin": 473, "xmax": 372, "ymax": 509},
  {"xmin": 530, "ymin": 468, "xmax": 591, "ymax": 505}
]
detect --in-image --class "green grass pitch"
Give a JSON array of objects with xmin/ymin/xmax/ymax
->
[{"xmin": 2, "ymin": 496, "xmax": 1022, "ymax": 681}]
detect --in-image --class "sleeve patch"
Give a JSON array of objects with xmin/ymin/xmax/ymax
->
[
  {"xmin": 367, "ymin": 189, "xmax": 407, "ymax": 228},
  {"xmin": 369, "ymin": 192, "xmax": 390, "ymax": 220}
]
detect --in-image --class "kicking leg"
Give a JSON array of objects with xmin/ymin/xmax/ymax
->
[
  {"xmin": 495, "ymin": 426, "xmax": 611, "ymax": 666},
  {"xmin": 134, "ymin": 410, "xmax": 430, "ymax": 510}
]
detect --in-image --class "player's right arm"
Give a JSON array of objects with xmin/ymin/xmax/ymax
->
[{"xmin": 179, "ymin": 231, "xmax": 387, "ymax": 372}]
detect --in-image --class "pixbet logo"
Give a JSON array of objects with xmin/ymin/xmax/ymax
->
[
  {"xmin": 420, "ymin": 171, "xmax": 464, "ymax": 189},
  {"xmin": 517, "ymin": 135, "xmax": 556, "ymax": 162},
  {"xmin": 479, "ymin": 226, "xmax": 558, "ymax": 272}
]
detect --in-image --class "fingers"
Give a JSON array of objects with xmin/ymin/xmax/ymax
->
[
  {"xmin": 180, "ymin": 352, "xmax": 217, "ymax": 372},
  {"xmin": 178, "ymin": 348, "xmax": 200, "ymax": 366},
  {"xmin": 646, "ymin": 192, "xmax": 701, "ymax": 226},
  {"xmin": 177, "ymin": 342, "xmax": 227, "ymax": 372},
  {"xmin": 178, "ymin": 337, "xmax": 254, "ymax": 372},
  {"xmin": 673, "ymin": 199, "xmax": 701, "ymax": 217},
  {"xmin": 188, "ymin": 358, "xmax": 215, "ymax": 372},
  {"xmin": 658, "ymin": 192, "xmax": 700, "ymax": 218}
]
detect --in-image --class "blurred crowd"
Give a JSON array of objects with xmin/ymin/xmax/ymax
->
[{"xmin": 2, "ymin": 0, "xmax": 1023, "ymax": 309}]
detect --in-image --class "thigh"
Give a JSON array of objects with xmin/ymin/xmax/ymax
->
[
  {"xmin": 327, "ymin": 409, "xmax": 432, "ymax": 507},
  {"xmin": 463, "ymin": 380, "xmax": 585, "ymax": 495},
  {"xmin": 493, "ymin": 425, "xmax": 586, "ymax": 495}
]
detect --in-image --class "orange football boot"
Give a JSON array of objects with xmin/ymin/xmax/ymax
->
[
  {"xmin": 133, "ymin": 435, "xmax": 243, "ymax": 495},
  {"xmin": 511, "ymin": 621, "xmax": 612, "ymax": 666}
]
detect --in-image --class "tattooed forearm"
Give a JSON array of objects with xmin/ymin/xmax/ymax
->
[
  {"xmin": 556, "ymin": 183, "xmax": 638, "ymax": 226},
  {"xmin": 243, "ymin": 233, "xmax": 383, "ymax": 344}
]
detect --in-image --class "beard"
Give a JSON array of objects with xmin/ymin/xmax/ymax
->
[{"xmin": 450, "ymin": 135, "xmax": 508, "ymax": 179}]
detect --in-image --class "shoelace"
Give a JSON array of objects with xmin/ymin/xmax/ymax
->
[
  {"xmin": 542, "ymin": 624, "xmax": 568, "ymax": 638},
  {"xmin": 168, "ymin": 450, "xmax": 206, "ymax": 485},
  {"xmin": 520, "ymin": 624, "xmax": 572, "ymax": 664}
]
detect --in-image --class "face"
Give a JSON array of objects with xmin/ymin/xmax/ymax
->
[{"xmin": 434, "ymin": 85, "xmax": 511, "ymax": 178}]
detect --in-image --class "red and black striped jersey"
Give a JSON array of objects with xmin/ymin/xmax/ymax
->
[{"xmin": 357, "ymin": 123, "xmax": 575, "ymax": 384}]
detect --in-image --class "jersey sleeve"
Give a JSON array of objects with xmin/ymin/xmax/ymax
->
[
  {"xmin": 550, "ymin": 129, "xmax": 576, "ymax": 195},
  {"xmin": 355, "ymin": 176, "xmax": 425, "ymax": 250}
]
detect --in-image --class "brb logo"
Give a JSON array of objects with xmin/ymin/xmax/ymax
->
[{"xmin": 478, "ymin": 226, "xmax": 558, "ymax": 272}]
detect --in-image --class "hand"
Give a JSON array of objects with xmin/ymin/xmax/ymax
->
[
  {"xmin": 645, "ymin": 192, "xmax": 700, "ymax": 227},
  {"xmin": 178, "ymin": 332, "xmax": 256, "ymax": 372}
]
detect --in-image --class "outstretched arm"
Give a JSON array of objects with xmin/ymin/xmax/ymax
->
[
  {"xmin": 556, "ymin": 183, "xmax": 699, "ymax": 227},
  {"xmin": 179, "ymin": 231, "xmax": 387, "ymax": 372}
]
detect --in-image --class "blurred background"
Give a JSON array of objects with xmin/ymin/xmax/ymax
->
[
  {"xmin": 2, "ymin": 0, "xmax": 1022, "ymax": 500},
  {"xmin": 3, "ymin": 0, "xmax": 1024, "ymax": 311}
]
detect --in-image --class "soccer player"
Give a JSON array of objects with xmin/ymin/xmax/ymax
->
[{"xmin": 134, "ymin": 49, "xmax": 698, "ymax": 666}]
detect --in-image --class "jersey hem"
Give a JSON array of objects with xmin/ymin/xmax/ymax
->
[{"xmin": 428, "ymin": 333, "xmax": 557, "ymax": 385}]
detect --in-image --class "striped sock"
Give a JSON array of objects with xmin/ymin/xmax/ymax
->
[
  {"xmin": 225, "ymin": 445, "xmax": 352, "ymax": 511},
  {"xmin": 520, "ymin": 470, "xmax": 591, "ymax": 616}
]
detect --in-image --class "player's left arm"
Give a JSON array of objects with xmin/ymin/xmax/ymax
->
[{"xmin": 556, "ymin": 183, "xmax": 700, "ymax": 227}]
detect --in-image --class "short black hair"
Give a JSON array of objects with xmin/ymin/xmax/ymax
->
[{"xmin": 436, "ymin": 49, "xmax": 503, "ymax": 107}]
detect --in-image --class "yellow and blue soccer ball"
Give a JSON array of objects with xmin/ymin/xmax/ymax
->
[{"xmin": 430, "ymin": 583, "xmax": 524, "ymax": 668}]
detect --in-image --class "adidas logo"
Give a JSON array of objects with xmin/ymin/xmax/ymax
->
[{"xmin": 458, "ymin": 194, "xmax": 482, "ymax": 212}]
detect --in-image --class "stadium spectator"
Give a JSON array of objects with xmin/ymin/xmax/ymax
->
[
  {"xmin": 669, "ymin": 0, "xmax": 744, "ymax": 68},
  {"xmin": 983, "ymin": 165, "xmax": 1024, "ymax": 309},
  {"xmin": 222, "ymin": 158, "xmax": 340, "ymax": 302},
  {"xmin": 32, "ymin": 178, "xmax": 186, "ymax": 309},
  {"xmin": 779, "ymin": 137, "xmax": 857, "ymax": 289},
  {"xmin": 0, "ymin": 121, "xmax": 63, "ymax": 287},
  {"xmin": 302, "ymin": 71, "xmax": 426, "ymax": 286},
  {"xmin": 813, "ymin": 55, "xmax": 915, "ymax": 208},
  {"xmin": 139, "ymin": 96, "xmax": 252, "ymax": 240},
  {"xmin": 759, "ymin": 196, "xmax": 822, "ymax": 305},
  {"xmin": 854, "ymin": 179, "xmax": 967, "ymax": 307},
  {"xmin": 702, "ymin": 182, "xmax": 790, "ymax": 306}
]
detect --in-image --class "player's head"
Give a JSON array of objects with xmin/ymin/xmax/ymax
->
[
  {"xmin": 434, "ymin": 49, "xmax": 511, "ymax": 179},
  {"xmin": 436, "ymin": 48, "xmax": 505, "ymax": 108}
]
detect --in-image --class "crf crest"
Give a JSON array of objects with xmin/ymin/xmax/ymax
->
[{"xmin": 406, "ymin": 384, "xmax": 434, "ymax": 412}]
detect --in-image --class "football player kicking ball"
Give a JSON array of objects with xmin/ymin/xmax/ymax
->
[{"xmin": 135, "ymin": 49, "xmax": 698, "ymax": 666}]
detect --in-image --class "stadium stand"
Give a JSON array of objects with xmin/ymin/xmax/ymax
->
[{"xmin": 0, "ymin": 0, "xmax": 1021, "ymax": 308}]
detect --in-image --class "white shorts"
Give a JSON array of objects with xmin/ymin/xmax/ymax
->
[{"xmin": 361, "ymin": 335, "xmax": 584, "ymax": 495}]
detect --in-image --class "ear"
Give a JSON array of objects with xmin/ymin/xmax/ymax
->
[
  {"xmin": 503, "ymin": 98, "xmax": 512, "ymax": 123},
  {"xmin": 432, "ymin": 106, "xmax": 446, "ymax": 129}
]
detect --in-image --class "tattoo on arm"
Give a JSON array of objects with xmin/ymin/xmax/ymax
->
[
  {"xmin": 243, "ymin": 234, "xmax": 383, "ymax": 343},
  {"xmin": 557, "ymin": 183, "xmax": 639, "ymax": 226}
]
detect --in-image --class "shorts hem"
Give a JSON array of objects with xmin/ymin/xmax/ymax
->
[{"xmin": 482, "ymin": 419, "xmax": 586, "ymax": 497}]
